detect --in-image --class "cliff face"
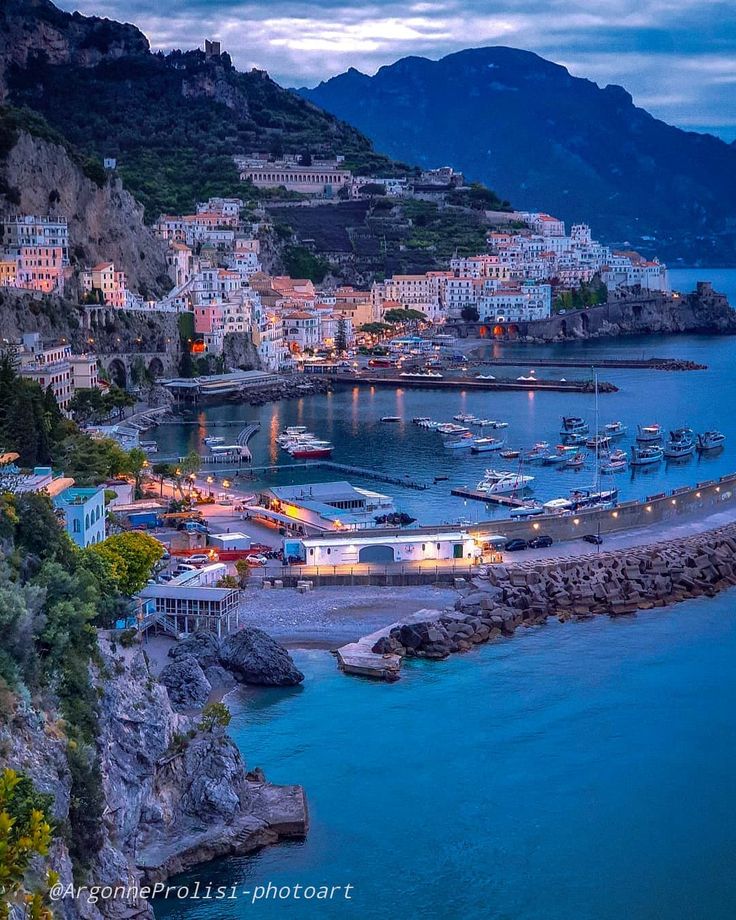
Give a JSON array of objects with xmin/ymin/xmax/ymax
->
[
  {"xmin": 1, "ymin": 130, "xmax": 171, "ymax": 296},
  {"xmin": 0, "ymin": 0, "xmax": 149, "ymax": 100},
  {"xmin": 4, "ymin": 641, "xmax": 307, "ymax": 919}
]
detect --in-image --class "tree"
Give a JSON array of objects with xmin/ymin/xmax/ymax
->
[
  {"xmin": 383, "ymin": 308, "xmax": 427, "ymax": 325},
  {"xmin": 126, "ymin": 447, "xmax": 148, "ymax": 499},
  {"xmin": 68, "ymin": 388, "xmax": 106, "ymax": 425},
  {"xmin": 335, "ymin": 316, "xmax": 348, "ymax": 354},
  {"xmin": 198, "ymin": 701, "xmax": 231, "ymax": 733},
  {"xmin": 358, "ymin": 182, "xmax": 386, "ymax": 196},
  {"xmin": 88, "ymin": 532, "xmax": 163, "ymax": 596},
  {"xmin": 461, "ymin": 305, "xmax": 480, "ymax": 322},
  {"xmin": 235, "ymin": 558, "xmax": 252, "ymax": 586},
  {"xmin": 0, "ymin": 768, "xmax": 56, "ymax": 920}
]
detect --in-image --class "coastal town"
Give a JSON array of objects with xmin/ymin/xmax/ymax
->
[{"xmin": 2, "ymin": 7, "xmax": 736, "ymax": 919}]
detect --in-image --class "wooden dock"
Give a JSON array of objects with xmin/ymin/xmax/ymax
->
[{"xmin": 451, "ymin": 485, "xmax": 528, "ymax": 507}]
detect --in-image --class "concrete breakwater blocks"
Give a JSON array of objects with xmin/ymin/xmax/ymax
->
[{"xmin": 339, "ymin": 525, "xmax": 736, "ymax": 681}]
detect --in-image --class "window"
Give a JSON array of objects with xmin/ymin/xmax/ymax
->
[{"xmin": 73, "ymin": 519, "xmax": 80, "ymax": 533}]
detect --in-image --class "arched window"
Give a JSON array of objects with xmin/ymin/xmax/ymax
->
[{"xmin": 73, "ymin": 519, "xmax": 80, "ymax": 533}]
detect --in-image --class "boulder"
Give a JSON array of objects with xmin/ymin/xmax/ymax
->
[
  {"xmin": 204, "ymin": 664, "xmax": 238, "ymax": 692},
  {"xmin": 220, "ymin": 628, "xmax": 304, "ymax": 686},
  {"xmin": 168, "ymin": 632, "xmax": 222, "ymax": 669},
  {"xmin": 159, "ymin": 656, "xmax": 212, "ymax": 712}
]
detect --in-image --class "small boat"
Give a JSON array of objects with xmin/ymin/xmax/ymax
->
[
  {"xmin": 664, "ymin": 428, "xmax": 695, "ymax": 459},
  {"xmin": 445, "ymin": 436, "xmax": 475, "ymax": 450},
  {"xmin": 510, "ymin": 502, "xmax": 545, "ymax": 518},
  {"xmin": 561, "ymin": 416, "xmax": 589, "ymax": 436},
  {"xmin": 636, "ymin": 424, "xmax": 663, "ymax": 443},
  {"xmin": 696, "ymin": 430, "xmax": 726, "ymax": 452},
  {"xmin": 564, "ymin": 452, "xmax": 586, "ymax": 470},
  {"xmin": 604, "ymin": 421, "xmax": 627, "ymax": 438},
  {"xmin": 525, "ymin": 441, "xmax": 550, "ymax": 461},
  {"xmin": 380, "ymin": 416, "xmax": 401, "ymax": 423},
  {"xmin": 586, "ymin": 434, "xmax": 612, "ymax": 450},
  {"xmin": 564, "ymin": 432, "xmax": 588, "ymax": 445},
  {"xmin": 282, "ymin": 426, "xmax": 308, "ymax": 436},
  {"xmin": 541, "ymin": 451, "xmax": 568, "ymax": 465},
  {"xmin": 453, "ymin": 413, "xmax": 476, "ymax": 422},
  {"xmin": 499, "ymin": 448, "xmax": 521, "ymax": 459},
  {"xmin": 478, "ymin": 473, "xmax": 535, "ymax": 494},
  {"xmin": 471, "ymin": 418, "xmax": 500, "ymax": 428},
  {"xmin": 569, "ymin": 488, "xmax": 619, "ymax": 508},
  {"xmin": 438, "ymin": 423, "xmax": 470, "ymax": 437},
  {"xmin": 412, "ymin": 416, "xmax": 431, "ymax": 424},
  {"xmin": 630, "ymin": 444, "xmax": 664, "ymax": 466},
  {"xmin": 140, "ymin": 440, "xmax": 158, "ymax": 453},
  {"xmin": 543, "ymin": 497, "xmax": 574, "ymax": 513},
  {"xmin": 204, "ymin": 435, "xmax": 225, "ymax": 445},
  {"xmin": 471, "ymin": 437, "xmax": 505, "ymax": 453},
  {"xmin": 291, "ymin": 444, "xmax": 334, "ymax": 459},
  {"xmin": 600, "ymin": 458, "xmax": 627, "ymax": 474}
]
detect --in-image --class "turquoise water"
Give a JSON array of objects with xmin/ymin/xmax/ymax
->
[{"xmin": 155, "ymin": 595, "xmax": 736, "ymax": 920}]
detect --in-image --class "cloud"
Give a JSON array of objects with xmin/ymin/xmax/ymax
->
[{"xmin": 55, "ymin": 0, "xmax": 736, "ymax": 138}]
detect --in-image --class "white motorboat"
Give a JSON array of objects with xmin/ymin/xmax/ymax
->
[
  {"xmin": 471, "ymin": 437, "xmax": 505, "ymax": 453},
  {"xmin": 663, "ymin": 427, "xmax": 695, "ymax": 459},
  {"xmin": 586, "ymin": 434, "xmax": 612, "ymax": 450},
  {"xmin": 453, "ymin": 413, "xmax": 476, "ymax": 422},
  {"xmin": 204, "ymin": 435, "xmax": 225, "ymax": 445},
  {"xmin": 381, "ymin": 416, "xmax": 401, "ymax": 423},
  {"xmin": 630, "ymin": 444, "xmax": 664, "ymax": 466},
  {"xmin": 697, "ymin": 430, "xmax": 726, "ymax": 452},
  {"xmin": 636, "ymin": 424, "xmax": 663, "ymax": 443},
  {"xmin": 510, "ymin": 502, "xmax": 545, "ymax": 518},
  {"xmin": 481, "ymin": 473, "xmax": 534, "ymax": 494},
  {"xmin": 604, "ymin": 421, "xmax": 627, "ymax": 438},
  {"xmin": 445, "ymin": 436, "xmax": 475, "ymax": 450},
  {"xmin": 543, "ymin": 497, "xmax": 574, "ymax": 513},
  {"xmin": 525, "ymin": 441, "xmax": 550, "ymax": 461}
]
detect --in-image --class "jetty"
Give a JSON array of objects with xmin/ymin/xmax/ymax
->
[
  {"xmin": 335, "ymin": 375, "xmax": 617, "ymax": 393},
  {"xmin": 336, "ymin": 609, "xmax": 444, "ymax": 681},
  {"xmin": 195, "ymin": 459, "xmax": 429, "ymax": 490},
  {"xmin": 475, "ymin": 357, "xmax": 707, "ymax": 371},
  {"xmin": 450, "ymin": 485, "xmax": 527, "ymax": 507}
]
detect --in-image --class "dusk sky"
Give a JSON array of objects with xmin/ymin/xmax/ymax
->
[{"xmin": 58, "ymin": 0, "xmax": 736, "ymax": 141}]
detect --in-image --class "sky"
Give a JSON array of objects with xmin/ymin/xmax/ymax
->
[{"xmin": 57, "ymin": 0, "xmax": 736, "ymax": 141}]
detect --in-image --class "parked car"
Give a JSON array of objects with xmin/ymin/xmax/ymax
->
[
  {"xmin": 582, "ymin": 533, "xmax": 603, "ymax": 545},
  {"xmin": 528, "ymin": 535, "xmax": 554, "ymax": 549},
  {"xmin": 187, "ymin": 553, "xmax": 217, "ymax": 565},
  {"xmin": 504, "ymin": 539, "xmax": 528, "ymax": 552},
  {"xmin": 245, "ymin": 554, "xmax": 269, "ymax": 566},
  {"xmin": 174, "ymin": 563, "xmax": 197, "ymax": 575}
]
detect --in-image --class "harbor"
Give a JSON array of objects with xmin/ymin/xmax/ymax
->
[{"xmin": 335, "ymin": 373, "xmax": 618, "ymax": 393}]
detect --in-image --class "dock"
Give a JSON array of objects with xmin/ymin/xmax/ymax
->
[
  {"xmin": 450, "ymin": 485, "xmax": 528, "ymax": 507},
  {"xmin": 334, "ymin": 375, "xmax": 617, "ymax": 393},
  {"xmin": 201, "ymin": 459, "xmax": 429, "ymax": 490},
  {"xmin": 476, "ymin": 356, "xmax": 707, "ymax": 371},
  {"xmin": 336, "ymin": 609, "xmax": 442, "ymax": 681}
]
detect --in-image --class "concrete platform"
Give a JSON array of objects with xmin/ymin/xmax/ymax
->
[{"xmin": 336, "ymin": 608, "xmax": 441, "ymax": 682}]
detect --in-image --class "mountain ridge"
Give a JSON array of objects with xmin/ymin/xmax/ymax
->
[{"xmin": 300, "ymin": 46, "xmax": 736, "ymax": 264}]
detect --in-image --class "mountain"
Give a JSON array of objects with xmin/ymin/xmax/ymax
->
[
  {"xmin": 301, "ymin": 48, "xmax": 736, "ymax": 264},
  {"xmin": 0, "ymin": 0, "xmax": 403, "ymax": 219}
]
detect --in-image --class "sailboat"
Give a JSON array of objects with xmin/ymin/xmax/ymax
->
[{"xmin": 577, "ymin": 371, "xmax": 618, "ymax": 507}]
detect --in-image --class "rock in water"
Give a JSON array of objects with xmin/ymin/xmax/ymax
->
[
  {"xmin": 220, "ymin": 628, "xmax": 304, "ymax": 686},
  {"xmin": 159, "ymin": 656, "xmax": 212, "ymax": 712},
  {"xmin": 168, "ymin": 631, "xmax": 222, "ymax": 669}
]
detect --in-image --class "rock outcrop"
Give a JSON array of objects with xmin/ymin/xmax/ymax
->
[
  {"xmin": 1, "ymin": 130, "xmax": 170, "ymax": 296},
  {"xmin": 167, "ymin": 628, "xmax": 305, "ymax": 690},
  {"xmin": 159, "ymin": 656, "xmax": 212, "ymax": 712}
]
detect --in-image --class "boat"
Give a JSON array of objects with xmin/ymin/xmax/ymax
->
[
  {"xmin": 282, "ymin": 426, "xmax": 308, "ymax": 437},
  {"xmin": 541, "ymin": 451, "xmax": 569, "ymax": 465},
  {"xmin": 564, "ymin": 452, "xmax": 586, "ymax": 470},
  {"xmin": 510, "ymin": 502, "xmax": 545, "ymax": 518},
  {"xmin": 412, "ymin": 416, "xmax": 431, "ymax": 425},
  {"xmin": 663, "ymin": 427, "xmax": 695, "ymax": 459},
  {"xmin": 290, "ymin": 444, "xmax": 334, "ymax": 459},
  {"xmin": 630, "ymin": 444, "xmax": 664, "ymax": 466},
  {"xmin": 604, "ymin": 421, "xmax": 627, "ymax": 438},
  {"xmin": 477, "ymin": 473, "xmax": 535, "ymax": 494},
  {"xmin": 696, "ymin": 430, "xmax": 726, "ymax": 452},
  {"xmin": 568, "ymin": 488, "xmax": 619, "ymax": 509},
  {"xmin": 139, "ymin": 440, "xmax": 158, "ymax": 453},
  {"xmin": 564, "ymin": 432, "xmax": 588, "ymax": 445},
  {"xmin": 600, "ymin": 449, "xmax": 628, "ymax": 473},
  {"xmin": 438, "ymin": 423, "xmax": 470, "ymax": 437},
  {"xmin": 380, "ymin": 416, "xmax": 401, "ymax": 423},
  {"xmin": 453, "ymin": 413, "xmax": 476, "ymax": 422},
  {"xmin": 561, "ymin": 416, "xmax": 589, "ymax": 436},
  {"xmin": 445, "ymin": 436, "xmax": 475, "ymax": 450},
  {"xmin": 470, "ymin": 417, "xmax": 507, "ymax": 429},
  {"xmin": 471, "ymin": 437, "xmax": 505, "ymax": 453},
  {"xmin": 499, "ymin": 448, "xmax": 521, "ymax": 459},
  {"xmin": 525, "ymin": 441, "xmax": 550, "ymax": 461},
  {"xmin": 543, "ymin": 497, "xmax": 574, "ymax": 513},
  {"xmin": 586, "ymin": 434, "xmax": 612, "ymax": 450},
  {"xmin": 636, "ymin": 424, "xmax": 663, "ymax": 443}
]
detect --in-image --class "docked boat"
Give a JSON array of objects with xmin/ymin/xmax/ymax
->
[
  {"xmin": 477, "ymin": 472, "xmax": 534, "ymax": 494},
  {"xmin": 510, "ymin": 502, "xmax": 545, "ymax": 518},
  {"xmin": 600, "ymin": 449, "xmax": 628, "ymax": 473},
  {"xmin": 445, "ymin": 435, "xmax": 475, "ymax": 450},
  {"xmin": 586, "ymin": 434, "xmax": 612, "ymax": 451},
  {"xmin": 561, "ymin": 416, "xmax": 589, "ymax": 436},
  {"xmin": 636, "ymin": 424, "xmax": 663, "ymax": 443},
  {"xmin": 543, "ymin": 497, "xmax": 574, "ymax": 513},
  {"xmin": 568, "ymin": 488, "xmax": 618, "ymax": 509},
  {"xmin": 564, "ymin": 432, "xmax": 588, "ymax": 445},
  {"xmin": 453, "ymin": 413, "xmax": 476, "ymax": 423},
  {"xmin": 139, "ymin": 440, "xmax": 158, "ymax": 454},
  {"xmin": 630, "ymin": 444, "xmax": 664, "ymax": 466},
  {"xmin": 438, "ymin": 423, "xmax": 470, "ymax": 437},
  {"xmin": 663, "ymin": 427, "xmax": 695, "ymax": 459},
  {"xmin": 471, "ymin": 418, "xmax": 502, "ymax": 428},
  {"xmin": 412, "ymin": 417, "xmax": 431, "ymax": 425},
  {"xmin": 204, "ymin": 435, "xmax": 225, "ymax": 446},
  {"xmin": 604, "ymin": 421, "xmax": 627, "ymax": 438},
  {"xmin": 290, "ymin": 443, "xmax": 334, "ymax": 459},
  {"xmin": 499, "ymin": 448, "xmax": 521, "ymax": 459},
  {"xmin": 696, "ymin": 430, "xmax": 726, "ymax": 452},
  {"xmin": 281, "ymin": 426, "xmax": 308, "ymax": 437},
  {"xmin": 471, "ymin": 437, "xmax": 505, "ymax": 453},
  {"xmin": 380, "ymin": 416, "xmax": 401, "ymax": 423}
]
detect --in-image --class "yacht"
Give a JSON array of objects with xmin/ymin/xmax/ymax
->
[
  {"xmin": 663, "ymin": 427, "xmax": 695, "ymax": 459},
  {"xmin": 438, "ymin": 423, "xmax": 470, "ymax": 437},
  {"xmin": 543, "ymin": 497, "xmax": 574, "ymax": 513},
  {"xmin": 477, "ymin": 472, "xmax": 535, "ymax": 494},
  {"xmin": 561, "ymin": 416, "xmax": 589, "ymax": 436},
  {"xmin": 568, "ymin": 488, "xmax": 618, "ymax": 509},
  {"xmin": 697, "ymin": 430, "xmax": 726, "ymax": 452},
  {"xmin": 636, "ymin": 424, "xmax": 663, "ymax": 443},
  {"xmin": 510, "ymin": 502, "xmax": 545, "ymax": 518},
  {"xmin": 630, "ymin": 444, "xmax": 664, "ymax": 466},
  {"xmin": 471, "ymin": 437, "xmax": 505, "ymax": 453},
  {"xmin": 604, "ymin": 421, "xmax": 627, "ymax": 438},
  {"xmin": 290, "ymin": 442, "xmax": 334, "ymax": 459}
]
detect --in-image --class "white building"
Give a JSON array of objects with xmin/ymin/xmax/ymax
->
[{"xmin": 286, "ymin": 529, "xmax": 478, "ymax": 565}]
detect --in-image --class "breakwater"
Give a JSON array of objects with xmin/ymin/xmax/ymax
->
[
  {"xmin": 335, "ymin": 374, "xmax": 618, "ymax": 393},
  {"xmin": 353, "ymin": 522, "xmax": 736, "ymax": 680}
]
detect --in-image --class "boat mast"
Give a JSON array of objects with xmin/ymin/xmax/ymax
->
[{"xmin": 593, "ymin": 368, "xmax": 600, "ymax": 492}]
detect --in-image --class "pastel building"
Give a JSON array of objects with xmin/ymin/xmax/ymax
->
[
  {"xmin": 54, "ymin": 485, "xmax": 106, "ymax": 547},
  {"xmin": 81, "ymin": 262, "xmax": 128, "ymax": 307}
]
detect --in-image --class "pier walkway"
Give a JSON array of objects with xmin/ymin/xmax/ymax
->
[
  {"xmin": 475, "ymin": 357, "xmax": 706, "ymax": 371},
  {"xmin": 334, "ymin": 375, "xmax": 616, "ymax": 393}
]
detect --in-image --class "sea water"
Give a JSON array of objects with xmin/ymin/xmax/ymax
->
[{"xmin": 155, "ymin": 594, "xmax": 736, "ymax": 920}]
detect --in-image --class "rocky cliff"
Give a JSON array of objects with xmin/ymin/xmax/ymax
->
[
  {"xmin": 0, "ymin": 128, "xmax": 171, "ymax": 296},
  {"xmin": 4, "ymin": 638, "xmax": 308, "ymax": 919}
]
